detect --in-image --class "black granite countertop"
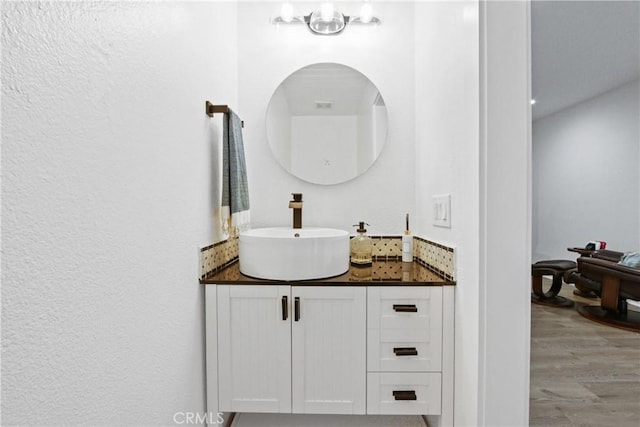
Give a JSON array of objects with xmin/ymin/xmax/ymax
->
[{"xmin": 200, "ymin": 258, "xmax": 455, "ymax": 286}]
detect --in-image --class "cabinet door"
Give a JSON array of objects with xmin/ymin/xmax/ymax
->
[
  {"xmin": 217, "ymin": 285, "xmax": 291, "ymax": 413},
  {"xmin": 291, "ymin": 286, "xmax": 366, "ymax": 414}
]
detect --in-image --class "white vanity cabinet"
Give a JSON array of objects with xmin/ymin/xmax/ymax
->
[
  {"xmin": 207, "ymin": 283, "xmax": 454, "ymax": 426},
  {"xmin": 216, "ymin": 285, "xmax": 366, "ymax": 415}
]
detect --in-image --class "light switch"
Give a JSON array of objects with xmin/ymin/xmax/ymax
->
[{"xmin": 433, "ymin": 194, "xmax": 451, "ymax": 228}]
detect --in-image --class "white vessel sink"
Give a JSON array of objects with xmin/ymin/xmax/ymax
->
[{"xmin": 239, "ymin": 227, "xmax": 350, "ymax": 281}]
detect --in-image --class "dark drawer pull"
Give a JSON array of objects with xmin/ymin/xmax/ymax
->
[
  {"xmin": 393, "ymin": 304, "xmax": 417, "ymax": 313},
  {"xmin": 394, "ymin": 347, "xmax": 418, "ymax": 356},
  {"xmin": 393, "ymin": 390, "xmax": 417, "ymax": 401},
  {"xmin": 294, "ymin": 297, "xmax": 300, "ymax": 322},
  {"xmin": 282, "ymin": 296, "xmax": 288, "ymax": 321}
]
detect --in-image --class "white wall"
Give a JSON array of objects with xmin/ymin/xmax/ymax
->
[
  {"xmin": 1, "ymin": 2, "xmax": 237, "ymax": 425},
  {"xmin": 415, "ymin": 1, "xmax": 531, "ymax": 425},
  {"xmin": 414, "ymin": 2, "xmax": 481, "ymax": 425},
  {"xmin": 533, "ymin": 79, "xmax": 640, "ymax": 260},
  {"xmin": 478, "ymin": 1, "xmax": 531, "ymax": 425},
  {"xmin": 237, "ymin": 1, "xmax": 416, "ymax": 235}
]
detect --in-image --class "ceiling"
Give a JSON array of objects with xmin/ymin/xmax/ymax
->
[{"xmin": 531, "ymin": 0, "xmax": 640, "ymax": 121}]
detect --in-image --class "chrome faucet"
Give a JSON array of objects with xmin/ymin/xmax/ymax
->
[{"xmin": 289, "ymin": 193, "xmax": 303, "ymax": 229}]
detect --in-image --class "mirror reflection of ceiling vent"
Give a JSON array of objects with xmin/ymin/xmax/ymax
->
[{"xmin": 315, "ymin": 101, "xmax": 333, "ymax": 109}]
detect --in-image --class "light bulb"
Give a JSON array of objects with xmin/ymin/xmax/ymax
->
[
  {"xmin": 281, "ymin": 2, "xmax": 294, "ymax": 23},
  {"xmin": 320, "ymin": 2, "xmax": 334, "ymax": 22},
  {"xmin": 360, "ymin": 1, "xmax": 373, "ymax": 24}
]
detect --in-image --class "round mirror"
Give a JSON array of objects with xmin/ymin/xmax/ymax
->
[{"xmin": 266, "ymin": 63, "xmax": 388, "ymax": 185}]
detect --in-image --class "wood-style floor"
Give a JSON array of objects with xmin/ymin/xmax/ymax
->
[{"xmin": 530, "ymin": 285, "xmax": 640, "ymax": 426}]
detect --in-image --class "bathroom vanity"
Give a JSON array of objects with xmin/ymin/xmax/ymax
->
[{"xmin": 201, "ymin": 260, "xmax": 455, "ymax": 426}]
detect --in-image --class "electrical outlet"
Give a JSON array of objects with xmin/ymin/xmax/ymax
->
[{"xmin": 433, "ymin": 194, "xmax": 451, "ymax": 228}]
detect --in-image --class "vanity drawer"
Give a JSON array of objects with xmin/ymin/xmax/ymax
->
[
  {"xmin": 367, "ymin": 287, "xmax": 443, "ymax": 331},
  {"xmin": 367, "ymin": 372, "xmax": 442, "ymax": 415},
  {"xmin": 367, "ymin": 328, "xmax": 442, "ymax": 372}
]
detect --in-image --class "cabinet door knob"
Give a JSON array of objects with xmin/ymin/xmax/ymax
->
[
  {"xmin": 393, "ymin": 304, "xmax": 418, "ymax": 312},
  {"xmin": 393, "ymin": 390, "xmax": 417, "ymax": 401},
  {"xmin": 393, "ymin": 347, "xmax": 418, "ymax": 356},
  {"xmin": 294, "ymin": 297, "xmax": 301, "ymax": 322},
  {"xmin": 282, "ymin": 296, "xmax": 288, "ymax": 321}
]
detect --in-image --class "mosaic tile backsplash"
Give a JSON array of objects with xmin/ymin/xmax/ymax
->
[
  {"xmin": 369, "ymin": 235, "xmax": 455, "ymax": 280},
  {"xmin": 200, "ymin": 234, "xmax": 455, "ymax": 281},
  {"xmin": 371, "ymin": 236, "xmax": 403, "ymax": 258},
  {"xmin": 413, "ymin": 236, "xmax": 456, "ymax": 281},
  {"xmin": 200, "ymin": 237, "xmax": 239, "ymax": 280}
]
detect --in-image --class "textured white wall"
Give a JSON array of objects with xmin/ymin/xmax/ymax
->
[
  {"xmin": 533, "ymin": 79, "xmax": 640, "ymax": 261},
  {"xmin": 237, "ymin": 1, "xmax": 416, "ymax": 235},
  {"xmin": 1, "ymin": 2, "xmax": 237, "ymax": 425}
]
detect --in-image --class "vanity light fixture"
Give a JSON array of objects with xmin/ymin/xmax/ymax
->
[
  {"xmin": 359, "ymin": 0, "xmax": 374, "ymax": 24},
  {"xmin": 280, "ymin": 1, "xmax": 295, "ymax": 22},
  {"xmin": 273, "ymin": 1, "xmax": 381, "ymax": 36}
]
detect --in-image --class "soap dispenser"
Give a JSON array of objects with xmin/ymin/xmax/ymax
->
[{"xmin": 351, "ymin": 222, "xmax": 373, "ymax": 267}]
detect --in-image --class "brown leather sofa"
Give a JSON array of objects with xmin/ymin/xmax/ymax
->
[{"xmin": 565, "ymin": 250, "xmax": 640, "ymax": 332}]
